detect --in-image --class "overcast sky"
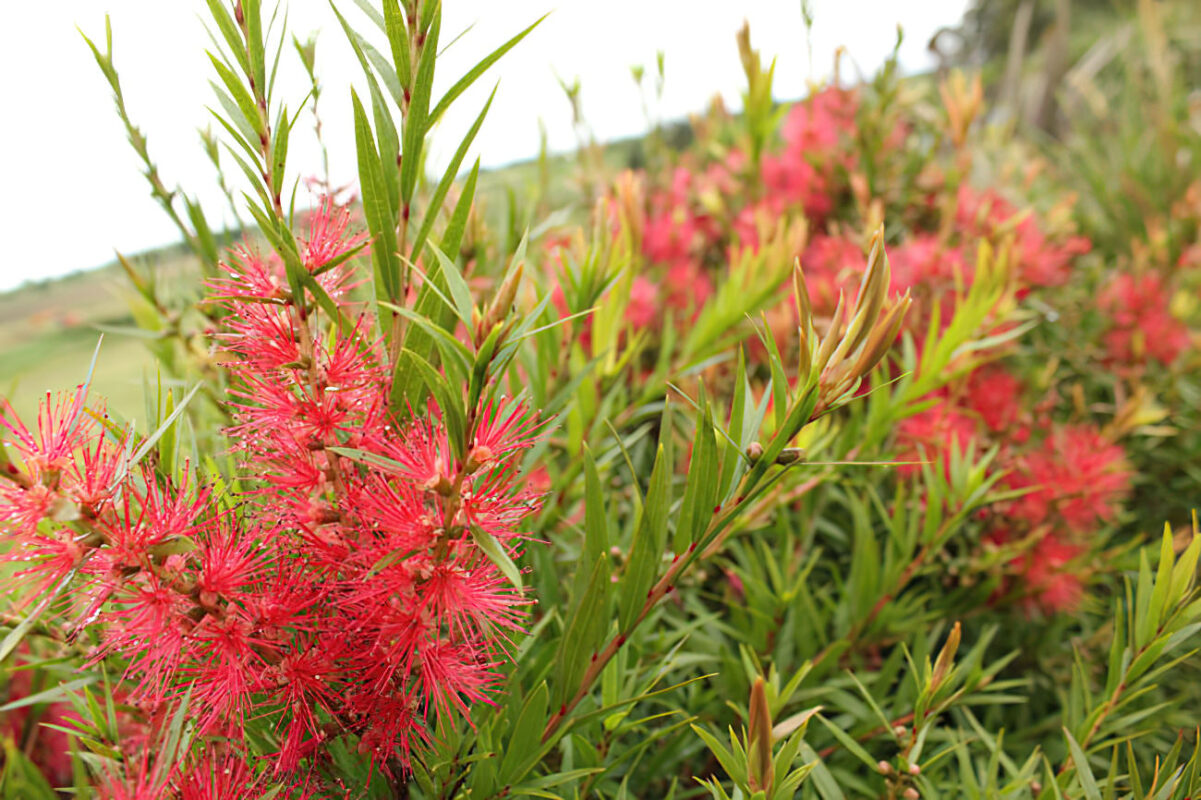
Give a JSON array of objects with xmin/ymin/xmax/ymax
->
[{"xmin": 0, "ymin": 1, "xmax": 968, "ymax": 292}]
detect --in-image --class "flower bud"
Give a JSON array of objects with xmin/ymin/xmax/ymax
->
[{"xmin": 747, "ymin": 677, "xmax": 774, "ymax": 796}]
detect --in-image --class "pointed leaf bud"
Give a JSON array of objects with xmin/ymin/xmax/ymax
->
[
  {"xmin": 747, "ymin": 676, "xmax": 774, "ymax": 795},
  {"xmin": 930, "ymin": 621, "xmax": 961, "ymax": 692}
]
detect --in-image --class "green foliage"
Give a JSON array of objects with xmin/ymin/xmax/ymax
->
[{"xmin": 3, "ymin": 1, "xmax": 1200, "ymax": 798}]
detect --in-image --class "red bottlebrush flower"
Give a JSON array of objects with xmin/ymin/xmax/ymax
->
[
  {"xmin": 469, "ymin": 398, "xmax": 540, "ymax": 467},
  {"xmin": 208, "ymin": 246, "xmax": 289, "ymax": 303},
  {"xmin": 1, "ymin": 387, "xmax": 93, "ymax": 476},
  {"xmin": 67, "ymin": 433, "xmax": 124, "ymax": 509},
  {"xmin": 1020, "ymin": 536, "xmax": 1085, "ymax": 614},
  {"xmin": 95, "ymin": 753, "xmax": 168, "ymax": 800},
  {"xmin": 955, "ymin": 185, "xmax": 1090, "ymax": 290},
  {"xmin": 888, "ymin": 235, "xmax": 966, "ymax": 295},
  {"xmin": 1006, "ymin": 424, "xmax": 1131, "ymax": 529},
  {"xmin": 420, "ymin": 560, "xmax": 526, "ymax": 640},
  {"xmin": 1, "ymin": 175, "xmax": 545, "ymax": 782},
  {"xmin": 0, "ymin": 479, "xmax": 58, "ymax": 540},
  {"xmin": 963, "ymin": 366, "xmax": 1026, "ymax": 435},
  {"xmin": 5, "ymin": 530, "xmax": 88, "ymax": 608},
  {"xmin": 302, "ymin": 198, "xmax": 368, "ymax": 277},
  {"xmin": 352, "ymin": 688, "xmax": 425, "ymax": 769},
  {"xmin": 662, "ymin": 258, "xmax": 714, "ymax": 315},
  {"xmin": 187, "ymin": 613, "xmax": 271, "ymax": 735},
  {"xmin": 894, "ymin": 402, "xmax": 978, "ymax": 477},
  {"xmin": 780, "ymin": 86, "xmax": 858, "ymax": 159},
  {"xmin": 176, "ymin": 752, "xmax": 260, "ymax": 800},
  {"xmin": 196, "ymin": 516, "xmax": 267, "ymax": 598},
  {"xmin": 416, "ymin": 637, "xmax": 499, "ymax": 721},
  {"xmin": 98, "ymin": 573, "xmax": 192, "ymax": 704},
  {"xmin": 1098, "ymin": 272, "xmax": 1189, "ymax": 366},
  {"xmin": 626, "ymin": 275, "xmax": 660, "ymax": 330},
  {"xmin": 760, "ymin": 156, "xmax": 831, "ymax": 222}
]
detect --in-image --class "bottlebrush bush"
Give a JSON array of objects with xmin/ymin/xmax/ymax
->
[{"xmin": 1, "ymin": 2, "xmax": 1200, "ymax": 799}]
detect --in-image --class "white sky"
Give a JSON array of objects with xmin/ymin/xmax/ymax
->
[{"xmin": 0, "ymin": 1, "xmax": 967, "ymax": 292}]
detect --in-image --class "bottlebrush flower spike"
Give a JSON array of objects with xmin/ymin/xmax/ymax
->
[
  {"xmin": 176, "ymin": 752, "xmax": 260, "ymax": 800},
  {"xmin": 0, "ymin": 194, "xmax": 545, "ymax": 783},
  {"xmin": 1005, "ymin": 424, "xmax": 1131, "ymax": 529},
  {"xmin": 302, "ymin": 197, "xmax": 368, "ymax": 275}
]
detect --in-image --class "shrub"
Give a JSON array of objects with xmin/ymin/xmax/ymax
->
[{"xmin": 1, "ymin": 2, "xmax": 1199, "ymax": 798}]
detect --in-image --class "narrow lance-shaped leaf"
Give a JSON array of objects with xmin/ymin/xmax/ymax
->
[
  {"xmin": 428, "ymin": 14, "xmax": 547, "ymax": 125},
  {"xmin": 351, "ymin": 90, "xmax": 401, "ymax": 306},
  {"xmin": 383, "ymin": 0, "xmax": 412, "ymax": 90},
  {"xmin": 209, "ymin": 54, "xmax": 263, "ymax": 139},
  {"xmin": 400, "ymin": 5, "xmax": 440, "ymax": 204},
  {"xmin": 331, "ymin": 3, "xmax": 401, "ymax": 214},
  {"xmin": 618, "ymin": 433, "xmax": 673, "ymax": 632},
  {"xmin": 410, "ymin": 86, "xmax": 496, "ymax": 261},
  {"xmin": 203, "ymin": 0, "xmax": 250, "ymax": 75},
  {"xmin": 270, "ymin": 105, "xmax": 290, "ymax": 198},
  {"xmin": 472, "ymin": 526, "xmax": 522, "ymax": 590},
  {"xmin": 674, "ymin": 390, "xmax": 718, "ymax": 553},
  {"xmin": 243, "ymin": 0, "xmax": 267, "ymax": 94}
]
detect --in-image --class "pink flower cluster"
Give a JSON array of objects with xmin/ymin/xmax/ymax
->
[
  {"xmin": 1098, "ymin": 272, "xmax": 1189, "ymax": 366},
  {"xmin": 897, "ymin": 373, "xmax": 1131, "ymax": 613},
  {"xmin": 0, "ymin": 202, "xmax": 540, "ymax": 794},
  {"xmin": 536, "ymin": 80, "xmax": 1137, "ymax": 617}
]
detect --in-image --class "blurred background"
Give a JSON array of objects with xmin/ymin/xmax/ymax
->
[{"xmin": 0, "ymin": 0, "xmax": 1190, "ymax": 423}]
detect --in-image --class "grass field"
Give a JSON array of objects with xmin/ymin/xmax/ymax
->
[{"xmin": 0, "ymin": 258, "xmax": 184, "ymax": 427}]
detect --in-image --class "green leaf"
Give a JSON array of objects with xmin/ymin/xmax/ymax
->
[
  {"xmin": 427, "ymin": 241, "xmax": 476, "ymax": 328},
  {"xmin": 0, "ymin": 677, "xmax": 97, "ymax": 713},
  {"xmin": 397, "ymin": 347, "xmax": 466, "ymax": 456},
  {"xmin": 429, "ymin": 15, "xmax": 546, "ymax": 125},
  {"xmin": 327, "ymin": 446, "xmax": 407, "ymax": 474},
  {"xmin": 332, "ymin": 4, "xmax": 401, "ymax": 212},
  {"xmin": 243, "ymin": 0, "xmax": 266, "ymax": 93},
  {"xmin": 352, "ymin": 90, "xmax": 401, "ymax": 304},
  {"xmin": 400, "ymin": 5, "xmax": 440, "ymax": 204},
  {"xmin": 472, "ymin": 525, "xmax": 522, "ymax": 590},
  {"xmin": 500, "ymin": 682, "xmax": 549, "ymax": 781},
  {"xmin": 270, "ymin": 105, "xmax": 290, "ymax": 197},
  {"xmin": 674, "ymin": 392, "xmax": 718, "ymax": 553},
  {"xmin": 618, "ymin": 435, "xmax": 672, "ymax": 633},
  {"xmin": 202, "ymin": 0, "xmax": 249, "ymax": 75},
  {"xmin": 816, "ymin": 713, "xmax": 879, "ymax": 771},
  {"xmin": 582, "ymin": 447, "xmax": 610, "ymax": 565},
  {"xmin": 209, "ymin": 53, "xmax": 262, "ymax": 137},
  {"xmin": 797, "ymin": 742, "xmax": 847, "ymax": 800},
  {"xmin": 1169, "ymin": 532, "xmax": 1201, "ymax": 607},
  {"xmin": 555, "ymin": 557, "xmax": 611, "ymax": 708},
  {"xmin": 0, "ymin": 567, "xmax": 79, "ymax": 663},
  {"xmin": 410, "ymin": 86, "xmax": 495, "ymax": 262},
  {"xmin": 441, "ymin": 158, "xmax": 479, "ymax": 257},
  {"xmin": 383, "ymin": 0, "xmax": 412, "ymax": 90},
  {"xmin": 1064, "ymin": 727, "xmax": 1101, "ymax": 800},
  {"xmin": 691, "ymin": 725, "xmax": 747, "ymax": 788},
  {"xmin": 1134, "ymin": 547, "xmax": 1155, "ymax": 649}
]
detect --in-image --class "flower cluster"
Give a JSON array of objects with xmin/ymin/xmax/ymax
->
[
  {"xmin": 540, "ymin": 73, "xmax": 1181, "ymax": 614},
  {"xmin": 1097, "ymin": 272, "xmax": 1189, "ymax": 367},
  {"xmin": 0, "ymin": 202, "xmax": 541, "ymax": 794}
]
